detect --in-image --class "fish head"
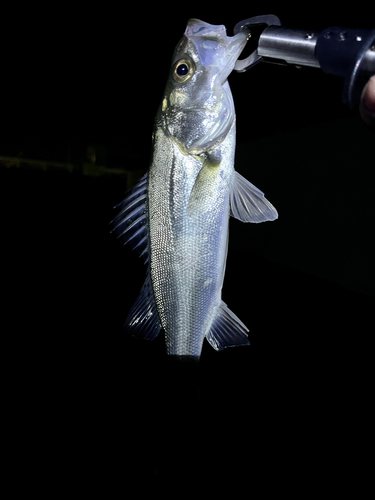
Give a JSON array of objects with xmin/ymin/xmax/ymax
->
[{"xmin": 160, "ymin": 19, "xmax": 248, "ymax": 155}]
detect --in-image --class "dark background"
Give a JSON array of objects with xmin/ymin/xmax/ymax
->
[{"xmin": 3, "ymin": 3, "xmax": 373, "ymax": 494}]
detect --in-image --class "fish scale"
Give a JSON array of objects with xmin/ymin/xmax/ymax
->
[{"xmin": 149, "ymin": 127, "xmax": 214, "ymax": 356}]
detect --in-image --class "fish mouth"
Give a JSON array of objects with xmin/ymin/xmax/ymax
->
[{"xmin": 185, "ymin": 19, "xmax": 249, "ymax": 85}]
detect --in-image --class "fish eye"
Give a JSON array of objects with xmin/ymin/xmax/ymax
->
[{"xmin": 173, "ymin": 58, "xmax": 195, "ymax": 83}]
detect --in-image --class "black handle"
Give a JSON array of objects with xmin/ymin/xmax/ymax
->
[{"xmin": 315, "ymin": 27, "xmax": 375, "ymax": 107}]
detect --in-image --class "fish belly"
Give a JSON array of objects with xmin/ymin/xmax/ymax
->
[{"xmin": 148, "ymin": 128, "xmax": 231, "ymax": 357}]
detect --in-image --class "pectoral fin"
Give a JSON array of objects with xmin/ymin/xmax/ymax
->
[
  {"xmin": 230, "ymin": 171, "xmax": 278, "ymax": 223},
  {"xmin": 187, "ymin": 157, "xmax": 221, "ymax": 217}
]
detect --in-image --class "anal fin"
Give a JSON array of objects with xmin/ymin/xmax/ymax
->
[{"xmin": 206, "ymin": 301, "xmax": 250, "ymax": 351}]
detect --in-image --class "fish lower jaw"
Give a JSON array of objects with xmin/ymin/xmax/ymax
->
[
  {"xmin": 170, "ymin": 130, "xmax": 227, "ymax": 156},
  {"xmin": 169, "ymin": 134, "xmax": 208, "ymax": 157},
  {"xmin": 187, "ymin": 135, "xmax": 226, "ymax": 156}
]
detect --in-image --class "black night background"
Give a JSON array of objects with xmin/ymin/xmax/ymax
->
[{"xmin": 3, "ymin": 2, "xmax": 373, "ymax": 495}]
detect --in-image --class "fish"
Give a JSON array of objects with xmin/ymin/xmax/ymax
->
[{"xmin": 111, "ymin": 19, "xmax": 278, "ymax": 360}]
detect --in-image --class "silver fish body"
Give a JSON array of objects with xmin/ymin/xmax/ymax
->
[{"xmin": 112, "ymin": 19, "xmax": 278, "ymax": 359}]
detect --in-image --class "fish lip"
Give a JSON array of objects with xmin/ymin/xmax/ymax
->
[{"xmin": 218, "ymin": 31, "xmax": 249, "ymax": 84}]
